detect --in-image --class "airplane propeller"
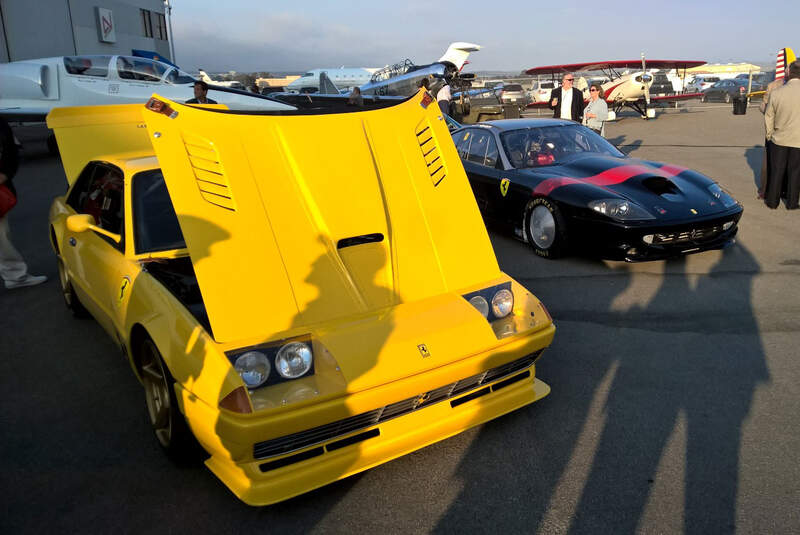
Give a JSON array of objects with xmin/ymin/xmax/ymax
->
[{"xmin": 641, "ymin": 52, "xmax": 651, "ymax": 118}]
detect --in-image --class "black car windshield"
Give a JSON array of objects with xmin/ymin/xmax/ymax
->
[
  {"xmin": 133, "ymin": 169, "xmax": 186, "ymax": 254},
  {"xmin": 500, "ymin": 125, "xmax": 624, "ymax": 169}
]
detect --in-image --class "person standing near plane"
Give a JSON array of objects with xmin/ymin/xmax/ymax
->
[
  {"xmin": 549, "ymin": 73, "xmax": 585, "ymax": 122},
  {"xmin": 764, "ymin": 61, "xmax": 800, "ymax": 209},
  {"xmin": 758, "ymin": 76, "xmax": 786, "ymax": 199},
  {"xmin": 583, "ymin": 83, "xmax": 608, "ymax": 136},
  {"xmin": 0, "ymin": 121, "xmax": 47, "ymax": 289},
  {"xmin": 186, "ymin": 81, "xmax": 217, "ymax": 104},
  {"xmin": 436, "ymin": 82, "xmax": 452, "ymax": 116}
]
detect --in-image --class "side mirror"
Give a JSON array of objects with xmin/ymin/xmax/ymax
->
[{"xmin": 66, "ymin": 214, "xmax": 122, "ymax": 243}]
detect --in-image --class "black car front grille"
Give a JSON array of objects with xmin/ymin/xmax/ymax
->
[
  {"xmin": 252, "ymin": 350, "xmax": 543, "ymax": 461},
  {"xmin": 651, "ymin": 223, "xmax": 728, "ymax": 245}
]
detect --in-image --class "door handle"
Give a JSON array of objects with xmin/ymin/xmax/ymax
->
[{"xmin": 69, "ymin": 237, "xmax": 77, "ymax": 246}]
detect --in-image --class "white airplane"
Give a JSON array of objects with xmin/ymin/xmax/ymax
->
[
  {"xmin": 526, "ymin": 56, "xmax": 706, "ymax": 118},
  {"xmin": 285, "ymin": 67, "xmax": 378, "ymax": 93},
  {"xmin": 0, "ymin": 54, "xmax": 293, "ymax": 155},
  {"xmin": 198, "ymin": 69, "xmax": 247, "ymax": 90}
]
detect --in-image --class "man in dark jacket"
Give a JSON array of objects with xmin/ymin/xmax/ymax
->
[
  {"xmin": 549, "ymin": 73, "xmax": 585, "ymax": 122},
  {"xmin": 186, "ymin": 81, "xmax": 217, "ymax": 104}
]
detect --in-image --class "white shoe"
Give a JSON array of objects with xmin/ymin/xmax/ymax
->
[{"xmin": 5, "ymin": 274, "xmax": 47, "ymax": 289}]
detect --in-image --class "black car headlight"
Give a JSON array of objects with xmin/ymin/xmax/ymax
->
[
  {"xmin": 588, "ymin": 199, "xmax": 655, "ymax": 221},
  {"xmin": 463, "ymin": 282, "xmax": 514, "ymax": 321},
  {"xmin": 226, "ymin": 336, "xmax": 314, "ymax": 390},
  {"xmin": 707, "ymin": 183, "xmax": 739, "ymax": 208}
]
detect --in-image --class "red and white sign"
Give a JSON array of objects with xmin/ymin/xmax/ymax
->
[{"xmin": 96, "ymin": 8, "xmax": 116, "ymax": 43}]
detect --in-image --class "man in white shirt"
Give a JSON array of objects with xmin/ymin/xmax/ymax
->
[
  {"xmin": 436, "ymin": 83, "xmax": 451, "ymax": 116},
  {"xmin": 549, "ymin": 73, "xmax": 584, "ymax": 122}
]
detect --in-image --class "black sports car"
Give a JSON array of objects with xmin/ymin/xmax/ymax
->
[{"xmin": 451, "ymin": 119, "xmax": 743, "ymax": 261}]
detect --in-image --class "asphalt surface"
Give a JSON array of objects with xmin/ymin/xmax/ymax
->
[{"xmin": 2, "ymin": 103, "xmax": 799, "ymax": 534}]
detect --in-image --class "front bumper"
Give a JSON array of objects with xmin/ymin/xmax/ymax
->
[
  {"xmin": 570, "ymin": 208, "xmax": 743, "ymax": 262},
  {"xmin": 180, "ymin": 323, "xmax": 555, "ymax": 506}
]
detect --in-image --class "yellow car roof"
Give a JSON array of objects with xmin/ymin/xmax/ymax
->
[{"xmin": 144, "ymin": 92, "xmax": 501, "ymax": 343}]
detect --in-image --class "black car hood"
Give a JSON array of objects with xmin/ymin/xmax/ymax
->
[{"xmin": 518, "ymin": 154, "xmax": 733, "ymax": 221}]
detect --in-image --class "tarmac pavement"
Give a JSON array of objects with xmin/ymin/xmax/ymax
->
[{"xmin": 1, "ymin": 102, "xmax": 798, "ymax": 533}]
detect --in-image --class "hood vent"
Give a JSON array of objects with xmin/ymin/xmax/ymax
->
[
  {"xmin": 416, "ymin": 120, "xmax": 447, "ymax": 187},
  {"xmin": 642, "ymin": 176, "xmax": 680, "ymax": 197},
  {"xmin": 181, "ymin": 132, "xmax": 237, "ymax": 211}
]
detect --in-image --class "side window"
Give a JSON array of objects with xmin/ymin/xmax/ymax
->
[
  {"xmin": 66, "ymin": 163, "xmax": 98, "ymax": 211},
  {"xmin": 133, "ymin": 170, "xmax": 185, "ymax": 254},
  {"xmin": 64, "ymin": 56, "xmax": 110, "ymax": 77},
  {"xmin": 116, "ymin": 57, "xmax": 166, "ymax": 82},
  {"xmin": 466, "ymin": 131, "xmax": 490, "ymax": 165},
  {"xmin": 484, "ymin": 135, "xmax": 499, "ymax": 168},
  {"xmin": 71, "ymin": 163, "xmax": 125, "ymax": 249},
  {"xmin": 457, "ymin": 130, "xmax": 473, "ymax": 159},
  {"xmin": 451, "ymin": 131, "xmax": 467, "ymax": 150}
]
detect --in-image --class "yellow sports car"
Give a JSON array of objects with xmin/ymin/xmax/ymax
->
[{"xmin": 46, "ymin": 92, "xmax": 555, "ymax": 505}]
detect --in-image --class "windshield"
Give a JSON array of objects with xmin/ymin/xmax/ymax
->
[
  {"xmin": 133, "ymin": 169, "xmax": 186, "ymax": 254},
  {"xmin": 164, "ymin": 67, "xmax": 196, "ymax": 85},
  {"xmin": 500, "ymin": 125, "xmax": 624, "ymax": 169}
]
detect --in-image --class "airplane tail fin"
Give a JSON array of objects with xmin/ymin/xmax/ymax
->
[
  {"xmin": 776, "ymin": 47, "xmax": 796, "ymax": 80},
  {"xmin": 438, "ymin": 42, "xmax": 481, "ymax": 71},
  {"xmin": 198, "ymin": 69, "xmax": 213, "ymax": 83}
]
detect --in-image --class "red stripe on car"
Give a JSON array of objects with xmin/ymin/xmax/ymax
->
[{"xmin": 532, "ymin": 163, "xmax": 688, "ymax": 196}]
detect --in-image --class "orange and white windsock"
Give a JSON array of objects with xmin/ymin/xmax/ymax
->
[{"xmin": 776, "ymin": 47, "xmax": 797, "ymax": 80}]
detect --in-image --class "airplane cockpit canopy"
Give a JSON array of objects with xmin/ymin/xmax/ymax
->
[{"xmin": 63, "ymin": 55, "xmax": 196, "ymax": 85}]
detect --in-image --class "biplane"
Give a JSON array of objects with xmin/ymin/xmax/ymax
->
[{"xmin": 525, "ymin": 56, "xmax": 706, "ymax": 118}]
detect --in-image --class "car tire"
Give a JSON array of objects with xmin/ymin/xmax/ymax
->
[
  {"xmin": 57, "ymin": 257, "xmax": 89, "ymax": 318},
  {"xmin": 524, "ymin": 197, "xmax": 568, "ymax": 259},
  {"xmin": 724, "ymin": 93, "xmax": 731, "ymax": 103},
  {"xmin": 139, "ymin": 338, "xmax": 205, "ymax": 464}
]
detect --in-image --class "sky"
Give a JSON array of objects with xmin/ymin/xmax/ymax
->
[{"xmin": 170, "ymin": 1, "xmax": 797, "ymax": 73}]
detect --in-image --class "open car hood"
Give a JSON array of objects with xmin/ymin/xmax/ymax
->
[{"xmin": 144, "ymin": 93, "xmax": 499, "ymax": 343}]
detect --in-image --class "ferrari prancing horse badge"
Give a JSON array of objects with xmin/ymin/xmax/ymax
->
[{"xmin": 500, "ymin": 178, "xmax": 510, "ymax": 197}]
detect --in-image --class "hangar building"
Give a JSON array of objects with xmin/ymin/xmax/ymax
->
[{"xmin": 0, "ymin": 0, "xmax": 171, "ymax": 63}]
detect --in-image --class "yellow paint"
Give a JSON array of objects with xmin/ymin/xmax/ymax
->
[
  {"xmin": 500, "ymin": 178, "xmax": 510, "ymax": 197},
  {"xmin": 46, "ymin": 91, "xmax": 555, "ymax": 506}
]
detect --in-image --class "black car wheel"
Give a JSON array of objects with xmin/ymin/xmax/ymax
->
[
  {"xmin": 525, "ymin": 197, "xmax": 568, "ymax": 259},
  {"xmin": 140, "ymin": 338, "xmax": 204, "ymax": 463},
  {"xmin": 724, "ymin": 93, "xmax": 731, "ymax": 103},
  {"xmin": 57, "ymin": 257, "xmax": 89, "ymax": 318}
]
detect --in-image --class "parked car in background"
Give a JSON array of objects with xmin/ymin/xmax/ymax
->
[
  {"xmin": 687, "ymin": 75, "xmax": 720, "ymax": 93},
  {"xmin": 532, "ymin": 80, "xmax": 559, "ymax": 103},
  {"xmin": 450, "ymin": 118, "xmax": 742, "ymax": 261},
  {"xmin": 701, "ymin": 79, "xmax": 749, "ymax": 102},
  {"xmin": 499, "ymin": 84, "xmax": 530, "ymax": 107}
]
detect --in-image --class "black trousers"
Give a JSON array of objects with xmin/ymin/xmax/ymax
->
[{"xmin": 765, "ymin": 142, "xmax": 800, "ymax": 209}]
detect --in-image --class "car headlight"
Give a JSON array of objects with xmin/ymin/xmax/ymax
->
[
  {"xmin": 462, "ymin": 282, "xmax": 514, "ymax": 322},
  {"xmin": 234, "ymin": 351, "xmax": 271, "ymax": 388},
  {"xmin": 275, "ymin": 342, "xmax": 313, "ymax": 379},
  {"xmin": 707, "ymin": 183, "xmax": 738, "ymax": 208},
  {"xmin": 226, "ymin": 336, "xmax": 315, "ymax": 390},
  {"xmin": 588, "ymin": 199, "xmax": 655, "ymax": 220},
  {"xmin": 469, "ymin": 295, "xmax": 489, "ymax": 318},
  {"xmin": 491, "ymin": 289, "xmax": 514, "ymax": 318}
]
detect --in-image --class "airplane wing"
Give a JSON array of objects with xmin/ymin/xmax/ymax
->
[
  {"xmin": 525, "ymin": 60, "xmax": 706, "ymax": 75},
  {"xmin": 649, "ymin": 93, "xmax": 704, "ymax": 102}
]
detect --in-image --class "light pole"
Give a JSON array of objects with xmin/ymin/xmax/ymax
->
[{"xmin": 164, "ymin": 0, "xmax": 176, "ymax": 64}]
